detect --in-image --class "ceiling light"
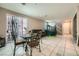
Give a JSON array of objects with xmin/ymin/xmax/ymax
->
[{"xmin": 21, "ymin": 3, "xmax": 26, "ymax": 5}]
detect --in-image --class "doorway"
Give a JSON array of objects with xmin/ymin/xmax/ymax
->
[{"xmin": 62, "ymin": 21, "xmax": 71, "ymax": 35}]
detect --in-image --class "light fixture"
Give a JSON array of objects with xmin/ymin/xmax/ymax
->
[{"xmin": 21, "ymin": 3, "xmax": 26, "ymax": 5}]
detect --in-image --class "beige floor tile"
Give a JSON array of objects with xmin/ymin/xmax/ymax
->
[
  {"xmin": 65, "ymin": 44, "xmax": 74, "ymax": 49},
  {"xmin": 41, "ymin": 46, "xmax": 53, "ymax": 56},
  {"xmin": 64, "ymin": 48, "xmax": 77, "ymax": 56},
  {"xmin": 51, "ymin": 47, "xmax": 64, "ymax": 56}
]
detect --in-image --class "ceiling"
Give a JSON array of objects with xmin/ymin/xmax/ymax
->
[{"xmin": 0, "ymin": 3, "xmax": 79, "ymax": 21}]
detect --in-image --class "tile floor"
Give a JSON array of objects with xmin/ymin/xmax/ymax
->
[{"xmin": 0, "ymin": 35, "xmax": 79, "ymax": 56}]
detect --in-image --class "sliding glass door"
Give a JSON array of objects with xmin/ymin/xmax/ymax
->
[{"xmin": 6, "ymin": 14, "xmax": 27, "ymax": 43}]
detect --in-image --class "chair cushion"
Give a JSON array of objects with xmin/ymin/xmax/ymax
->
[{"xmin": 27, "ymin": 40, "xmax": 39, "ymax": 47}]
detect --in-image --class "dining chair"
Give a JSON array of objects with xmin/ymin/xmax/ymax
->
[
  {"xmin": 25, "ymin": 31, "xmax": 42, "ymax": 56},
  {"xmin": 13, "ymin": 38, "xmax": 26, "ymax": 56}
]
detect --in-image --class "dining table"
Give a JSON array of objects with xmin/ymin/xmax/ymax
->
[{"xmin": 21, "ymin": 34, "xmax": 32, "ymax": 52}]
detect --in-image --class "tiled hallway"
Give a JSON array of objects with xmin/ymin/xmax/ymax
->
[
  {"xmin": 39, "ymin": 35, "xmax": 79, "ymax": 56},
  {"xmin": 0, "ymin": 35, "xmax": 79, "ymax": 56}
]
